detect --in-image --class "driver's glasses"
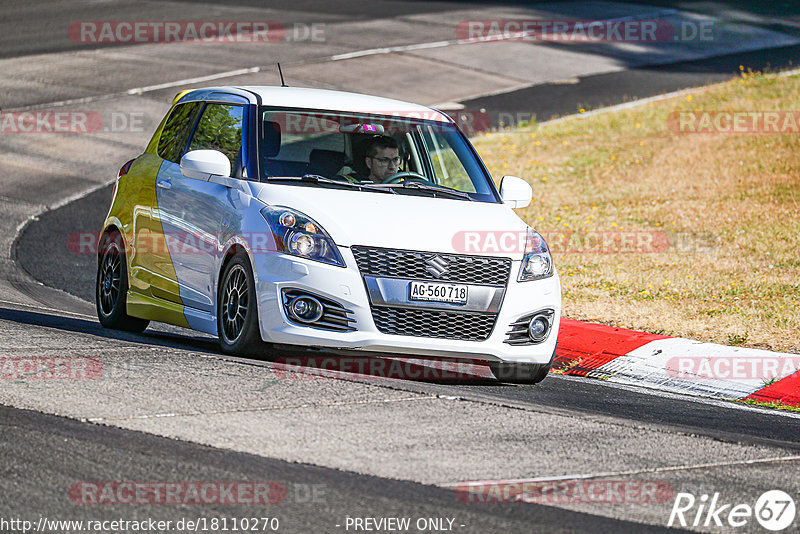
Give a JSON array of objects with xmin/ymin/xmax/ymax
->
[{"xmin": 371, "ymin": 156, "xmax": 401, "ymax": 166}]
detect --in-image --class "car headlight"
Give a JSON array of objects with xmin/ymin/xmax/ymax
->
[
  {"xmin": 518, "ymin": 227, "xmax": 553, "ymax": 281},
  {"xmin": 260, "ymin": 206, "xmax": 346, "ymax": 267}
]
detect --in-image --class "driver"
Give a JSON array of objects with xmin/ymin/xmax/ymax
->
[{"xmin": 364, "ymin": 135, "xmax": 400, "ymax": 183}]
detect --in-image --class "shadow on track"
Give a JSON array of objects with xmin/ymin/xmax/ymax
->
[
  {"xmin": 0, "ymin": 306, "xmax": 220, "ymax": 355},
  {"xmin": 0, "ymin": 306, "xmax": 502, "ymax": 386}
]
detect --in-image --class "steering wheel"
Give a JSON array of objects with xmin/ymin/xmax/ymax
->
[{"xmin": 382, "ymin": 171, "xmax": 435, "ymax": 185}]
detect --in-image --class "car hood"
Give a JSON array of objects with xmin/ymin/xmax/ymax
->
[{"xmin": 247, "ymin": 182, "xmax": 530, "ymax": 256}]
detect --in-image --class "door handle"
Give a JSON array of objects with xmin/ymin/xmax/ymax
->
[{"xmin": 156, "ymin": 180, "xmax": 172, "ymax": 190}]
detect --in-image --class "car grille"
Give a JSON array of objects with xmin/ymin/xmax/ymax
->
[
  {"xmin": 351, "ymin": 246, "xmax": 511, "ymax": 286},
  {"xmin": 371, "ymin": 306, "xmax": 496, "ymax": 341}
]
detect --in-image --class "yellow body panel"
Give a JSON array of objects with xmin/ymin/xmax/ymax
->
[
  {"xmin": 126, "ymin": 291, "xmax": 190, "ymax": 328},
  {"xmin": 105, "ymin": 152, "xmax": 187, "ymax": 325}
]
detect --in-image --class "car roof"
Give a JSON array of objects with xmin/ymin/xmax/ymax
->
[{"xmin": 177, "ymin": 86, "xmax": 452, "ymax": 123}]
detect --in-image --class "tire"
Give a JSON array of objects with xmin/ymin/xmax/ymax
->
[
  {"xmin": 217, "ymin": 254, "xmax": 263, "ymax": 356},
  {"xmin": 96, "ymin": 231, "xmax": 149, "ymax": 333},
  {"xmin": 490, "ymin": 345, "xmax": 556, "ymax": 384}
]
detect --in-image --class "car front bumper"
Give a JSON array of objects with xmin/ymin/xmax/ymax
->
[{"xmin": 252, "ymin": 247, "xmax": 561, "ymax": 364}]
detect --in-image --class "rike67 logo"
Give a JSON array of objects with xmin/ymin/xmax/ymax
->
[{"xmin": 668, "ymin": 490, "xmax": 796, "ymax": 531}]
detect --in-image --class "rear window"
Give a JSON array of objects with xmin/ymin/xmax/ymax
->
[
  {"xmin": 157, "ymin": 102, "xmax": 201, "ymax": 163},
  {"xmin": 266, "ymin": 111, "xmax": 344, "ymax": 162}
]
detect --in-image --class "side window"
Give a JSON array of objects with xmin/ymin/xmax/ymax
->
[
  {"xmin": 157, "ymin": 102, "xmax": 201, "ymax": 163},
  {"xmin": 188, "ymin": 104, "xmax": 244, "ymax": 176},
  {"xmin": 419, "ymin": 126, "xmax": 476, "ymax": 193}
]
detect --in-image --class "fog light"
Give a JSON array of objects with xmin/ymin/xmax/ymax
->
[
  {"xmin": 528, "ymin": 315, "xmax": 550, "ymax": 341},
  {"xmin": 289, "ymin": 296, "xmax": 323, "ymax": 323}
]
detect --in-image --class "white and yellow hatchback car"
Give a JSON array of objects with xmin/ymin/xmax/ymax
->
[{"xmin": 96, "ymin": 86, "xmax": 560, "ymax": 383}]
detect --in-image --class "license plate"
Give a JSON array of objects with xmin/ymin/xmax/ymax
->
[{"xmin": 408, "ymin": 281, "xmax": 468, "ymax": 305}]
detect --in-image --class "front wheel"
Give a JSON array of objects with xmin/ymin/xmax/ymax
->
[
  {"xmin": 96, "ymin": 232, "xmax": 149, "ymax": 333},
  {"xmin": 217, "ymin": 254, "xmax": 263, "ymax": 356},
  {"xmin": 490, "ymin": 346, "xmax": 556, "ymax": 384}
]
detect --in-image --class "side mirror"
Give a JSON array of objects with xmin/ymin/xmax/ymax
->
[
  {"xmin": 499, "ymin": 175, "xmax": 532, "ymax": 209},
  {"xmin": 180, "ymin": 150, "xmax": 231, "ymax": 181}
]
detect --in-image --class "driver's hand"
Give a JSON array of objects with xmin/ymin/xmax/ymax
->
[{"xmin": 334, "ymin": 165, "xmax": 362, "ymax": 183}]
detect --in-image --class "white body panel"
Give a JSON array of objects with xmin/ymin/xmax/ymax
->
[
  {"xmin": 239, "ymin": 182, "xmax": 560, "ymax": 363},
  {"xmin": 251, "ymin": 249, "xmax": 561, "ymax": 363},
  {"xmin": 246, "ymin": 182, "xmax": 528, "ymax": 251}
]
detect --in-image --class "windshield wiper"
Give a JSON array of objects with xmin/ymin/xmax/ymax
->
[
  {"xmin": 266, "ymin": 175, "xmax": 471, "ymax": 200},
  {"xmin": 373, "ymin": 181, "xmax": 473, "ymax": 201},
  {"xmin": 266, "ymin": 175, "xmax": 398, "ymax": 194}
]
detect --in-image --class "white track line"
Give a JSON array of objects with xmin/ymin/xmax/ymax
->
[
  {"xmin": 0, "ymin": 298, "xmax": 95, "ymax": 320},
  {"xmin": 549, "ymin": 373, "xmax": 800, "ymax": 420},
  {"xmin": 537, "ymin": 65, "xmax": 800, "ymax": 129},
  {"xmin": 126, "ymin": 66, "xmax": 261, "ymax": 95},
  {"xmin": 331, "ymin": 40, "xmax": 451, "ymax": 61},
  {"xmin": 443, "ymin": 454, "xmax": 800, "ymax": 487}
]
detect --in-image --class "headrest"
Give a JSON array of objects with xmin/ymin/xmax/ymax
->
[
  {"xmin": 309, "ymin": 149, "xmax": 346, "ymax": 167},
  {"xmin": 262, "ymin": 121, "xmax": 281, "ymax": 158},
  {"xmin": 308, "ymin": 149, "xmax": 348, "ymax": 178}
]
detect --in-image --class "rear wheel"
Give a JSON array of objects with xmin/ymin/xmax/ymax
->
[
  {"xmin": 490, "ymin": 346, "xmax": 556, "ymax": 384},
  {"xmin": 217, "ymin": 254, "xmax": 262, "ymax": 356},
  {"xmin": 96, "ymin": 231, "xmax": 149, "ymax": 333}
]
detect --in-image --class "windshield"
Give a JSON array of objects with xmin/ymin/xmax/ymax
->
[{"xmin": 258, "ymin": 108, "xmax": 498, "ymax": 202}]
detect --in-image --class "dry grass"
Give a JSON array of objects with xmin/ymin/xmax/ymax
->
[{"xmin": 473, "ymin": 70, "xmax": 800, "ymax": 353}]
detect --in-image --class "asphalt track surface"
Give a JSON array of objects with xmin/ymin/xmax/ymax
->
[
  {"xmin": 16, "ymin": 183, "xmax": 800, "ymax": 450},
  {"xmin": 5, "ymin": 1, "xmax": 800, "ymax": 533},
  {"xmin": 463, "ymin": 42, "xmax": 800, "ymax": 124},
  {"xmin": 3, "ymin": 404, "xmax": 685, "ymax": 533}
]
